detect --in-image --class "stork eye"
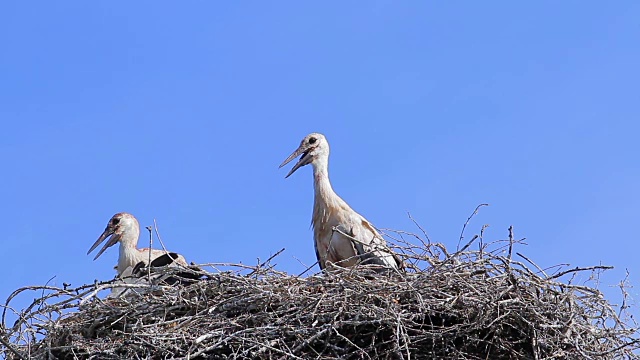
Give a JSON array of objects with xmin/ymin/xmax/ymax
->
[
  {"xmin": 112, "ymin": 218, "xmax": 120, "ymax": 225},
  {"xmin": 308, "ymin": 137, "xmax": 317, "ymax": 144}
]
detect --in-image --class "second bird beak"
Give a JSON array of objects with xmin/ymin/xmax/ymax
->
[
  {"xmin": 280, "ymin": 146, "xmax": 313, "ymax": 178},
  {"xmin": 87, "ymin": 229, "xmax": 121, "ymax": 260}
]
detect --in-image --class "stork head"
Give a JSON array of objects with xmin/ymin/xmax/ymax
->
[
  {"xmin": 279, "ymin": 133, "xmax": 329, "ymax": 178},
  {"xmin": 87, "ymin": 212, "xmax": 139, "ymax": 260}
]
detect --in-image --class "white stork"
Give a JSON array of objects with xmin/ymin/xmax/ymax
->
[
  {"xmin": 280, "ymin": 133, "xmax": 403, "ymax": 272},
  {"xmin": 87, "ymin": 212, "xmax": 189, "ymax": 276}
]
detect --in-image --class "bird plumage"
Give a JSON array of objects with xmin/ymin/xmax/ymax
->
[
  {"xmin": 87, "ymin": 212, "xmax": 188, "ymax": 276},
  {"xmin": 280, "ymin": 133, "xmax": 403, "ymax": 271},
  {"xmin": 131, "ymin": 253, "xmax": 204, "ymax": 285}
]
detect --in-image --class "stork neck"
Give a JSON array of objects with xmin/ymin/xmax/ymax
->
[
  {"xmin": 117, "ymin": 230, "xmax": 141, "ymax": 274},
  {"xmin": 118, "ymin": 226, "xmax": 140, "ymax": 249},
  {"xmin": 312, "ymin": 157, "xmax": 336, "ymax": 203}
]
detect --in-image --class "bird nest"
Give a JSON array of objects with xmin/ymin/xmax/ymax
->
[{"xmin": 2, "ymin": 224, "xmax": 639, "ymax": 359}]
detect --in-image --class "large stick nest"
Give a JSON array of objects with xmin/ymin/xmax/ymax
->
[{"xmin": 2, "ymin": 224, "xmax": 639, "ymax": 359}]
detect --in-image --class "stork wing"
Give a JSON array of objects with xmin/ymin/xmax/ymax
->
[
  {"xmin": 314, "ymin": 240, "xmax": 326, "ymax": 270},
  {"xmin": 131, "ymin": 252, "xmax": 180, "ymax": 275},
  {"xmin": 317, "ymin": 210, "xmax": 404, "ymax": 271},
  {"xmin": 355, "ymin": 219, "xmax": 404, "ymax": 271}
]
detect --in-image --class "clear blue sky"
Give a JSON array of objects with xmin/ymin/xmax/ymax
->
[{"xmin": 1, "ymin": 2, "xmax": 639, "ymax": 324}]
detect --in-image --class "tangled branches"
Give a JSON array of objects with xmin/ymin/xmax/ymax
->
[{"xmin": 1, "ymin": 227, "xmax": 639, "ymax": 359}]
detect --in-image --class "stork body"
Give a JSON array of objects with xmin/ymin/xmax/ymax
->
[
  {"xmin": 280, "ymin": 133, "xmax": 403, "ymax": 271},
  {"xmin": 87, "ymin": 212, "xmax": 188, "ymax": 276}
]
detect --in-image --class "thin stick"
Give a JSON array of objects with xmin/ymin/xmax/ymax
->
[
  {"xmin": 516, "ymin": 252, "xmax": 548, "ymax": 278},
  {"xmin": 297, "ymin": 260, "xmax": 320, "ymax": 278},
  {"xmin": 479, "ymin": 224, "xmax": 489, "ymax": 260},
  {"xmin": 546, "ymin": 265, "xmax": 613, "ymax": 281},
  {"xmin": 0, "ymin": 336, "xmax": 26, "ymax": 360},
  {"xmin": 507, "ymin": 225, "xmax": 514, "ymax": 263},
  {"xmin": 407, "ymin": 212, "xmax": 431, "ymax": 244},
  {"xmin": 458, "ymin": 204, "xmax": 488, "ymax": 250},
  {"xmin": 153, "ymin": 219, "xmax": 170, "ymax": 253},
  {"xmin": 146, "ymin": 225, "xmax": 153, "ymax": 281},
  {"xmin": 248, "ymin": 248, "xmax": 286, "ymax": 277}
]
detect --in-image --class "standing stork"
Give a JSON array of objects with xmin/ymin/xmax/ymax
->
[
  {"xmin": 87, "ymin": 212, "xmax": 189, "ymax": 276},
  {"xmin": 280, "ymin": 133, "xmax": 403, "ymax": 272}
]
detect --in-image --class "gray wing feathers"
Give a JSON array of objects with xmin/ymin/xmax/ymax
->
[
  {"xmin": 351, "ymin": 221, "xmax": 402, "ymax": 270},
  {"xmin": 314, "ymin": 240, "xmax": 326, "ymax": 270}
]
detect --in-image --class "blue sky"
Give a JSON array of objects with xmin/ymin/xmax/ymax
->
[{"xmin": 1, "ymin": 2, "xmax": 639, "ymax": 325}]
